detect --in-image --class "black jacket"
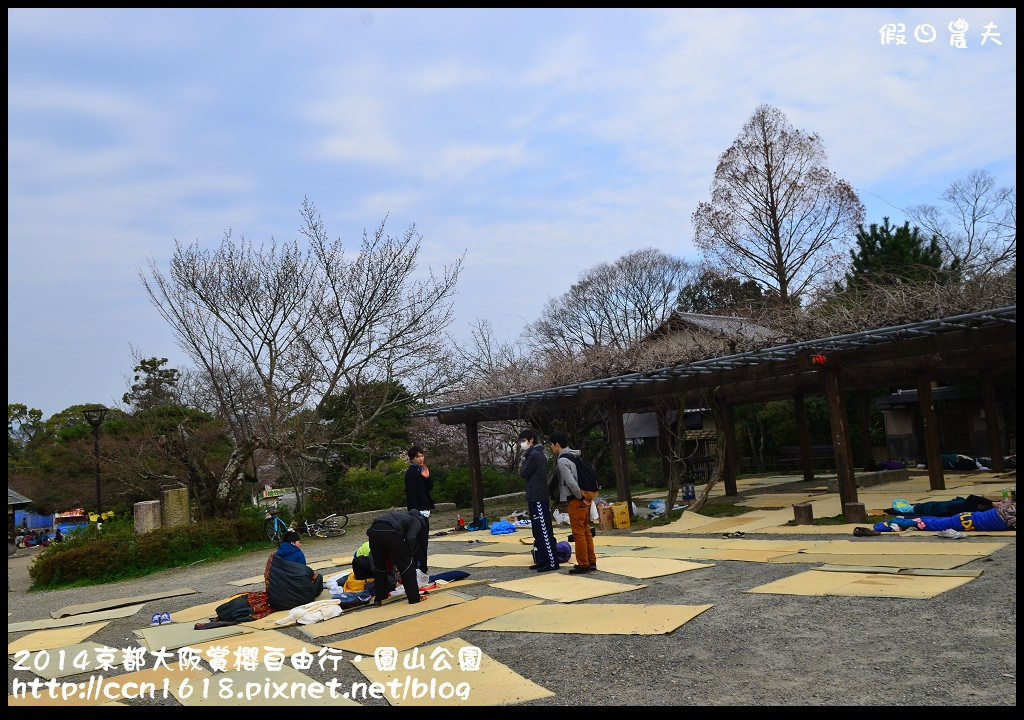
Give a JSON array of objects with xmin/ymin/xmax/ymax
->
[
  {"xmin": 404, "ymin": 464, "xmax": 435, "ymax": 510},
  {"xmin": 266, "ymin": 553, "xmax": 323, "ymax": 611},
  {"xmin": 368, "ymin": 510, "xmax": 429, "ymax": 571},
  {"xmin": 520, "ymin": 443, "xmax": 549, "ymax": 503}
]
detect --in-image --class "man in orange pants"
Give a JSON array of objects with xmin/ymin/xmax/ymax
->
[{"xmin": 549, "ymin": 431, "xmax": 598, "ymax": 574}]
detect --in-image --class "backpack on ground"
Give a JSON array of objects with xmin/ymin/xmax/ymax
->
[{"xmin": 563, "ymin": 454, "xmax": 600, "ymax": 492}]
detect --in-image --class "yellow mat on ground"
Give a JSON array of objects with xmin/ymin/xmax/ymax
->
[
  {"xmin": 134, "ymin": 622, "xmax": 253, "ymax": 651},
  {"xmin": 228, "ymin": 575, "xmax": 266, "ymax": 587},
  {"xmin": 747, "ymin": 569, "xmax": 976, "ymax": 599},
  {"xmin": 700, "ymin": 548, "xmax": 803, "ymax": 562},
  {"xmin": 491, "ymin": 573, "xmax": 645, "ymax": 603},
  {"xmin": 51, "ymin": 588, "xmax": 198, "ymax": 618},
  {"xmin": 768, "ymin": 552, "xmax": 984, "ymax": 570},
  {"xmin": 195, "ymin": 629, "xmax": 322, "ymax": 664},
  {"xmin": 300, "ymin": 592, "xmax": 467, "ymax": 639},
  {"xmin": 472, "ymin": 602, "xmax": 714, "ymax": 634},
  {"xmin": 9, "ymin": 604, "xmax": 147, "ymax": 633},
  {"xmin": 329, "ymin": 555, "xmax": 354, "ymax": 566},
  {"xmin": 352, "ymin": 637, "xmax": 553, "ymax": 706},
  {"xmin": 814, "ymin": 564, "xmax": 984, "ymax": 577},
  {"xmin": 813, "ymin": 539, "xmax": 1007, "ymax": 555},
  {"xmin": 19, "ymin": 642, "xmax": 113, "ymax": 679},
  {"xmin": 591, "ymin": 556, "xmax": 713, "ymax": 578},
  {"xmin": 328, "ymin": 596, "xmax": 542, "ymax": 655},
  {"xmin": 9, "ymin": 622, "xmax": 110, "ymax": 654},
  {"xmin": 424, "ymin": 553, "xmax": 492, "ymax": 569},
  {"xmin": 466, "ymin": 553, "xmax": 539, "ymax": 567},
  {"xmin": 173, "ymin": 598, "xmax": 241, "ymax": 624},
  {"xmin": 240, "ymin": 609, "xmax": 295, "ymax": 630},
  {"xmin": 464, "ymin": 542, "xmax": 533, "ymax": 553},
  {"xmin": 168, "ymin": 663, "xmax": 359, "ymax": 706}
]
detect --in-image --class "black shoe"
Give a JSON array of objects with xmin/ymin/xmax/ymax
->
[
  {"xmin": 568, "ymin": 565, "xmax": 592, "ymax": 575},
  {"xmin": 534, "ymin": 565, "xmax": 559, "ymax": 573},
  {"xmin": 567, "ymin": 534, "xmax": 574, "ymax": 542},
  {"xmin": 529, "ymin": 564, "xmax": 543, "ymax": 570}
]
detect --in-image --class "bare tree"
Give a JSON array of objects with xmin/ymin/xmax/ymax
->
[
  {"xmin": 140, "ymin": 199, "xmax": 464, "ymax": 514},
  {"xmin": 907, "ymin": 169, "xmax": 1016, "ymax": 279},
  {"xmin": 526, "ymin": 247, "xmax": 695, "ymax": 375},
  {"xmin": 693, "ymin": 104, "xmax": 865, "ymax": 304}
]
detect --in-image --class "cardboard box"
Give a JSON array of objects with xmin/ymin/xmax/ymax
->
[
  {"xmin": 597, "ymin": 505, "xmax": 615, "ymax": 531},
  {"xmin": 611, "ymin": 501, "xmax": 631, "ymax": 529}
]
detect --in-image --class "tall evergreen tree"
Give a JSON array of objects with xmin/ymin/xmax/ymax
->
[{"xmin": 840, "ymin": 217, "xmax": 958, "ymax": 290}]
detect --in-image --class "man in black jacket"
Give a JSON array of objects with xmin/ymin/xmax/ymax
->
[
  {"xmin": 404, "ymin": 445, "xmax": 435, "ymax": 520},
  {"xmin": 519, "ymin": 428, "xmax": 559, "ymax": 572},
  {"xmin": 366, "ymin": 510, "xmax": 430, "ymax": 604}
]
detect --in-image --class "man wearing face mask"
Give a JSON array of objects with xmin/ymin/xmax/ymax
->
[{"xmin": 519, "ymin": 428, "xmax": 559, "ymax": 572}]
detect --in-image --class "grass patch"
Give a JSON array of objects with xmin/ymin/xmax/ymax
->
[
  {"xmin": 783, "ymin": 513, "xmax": 889, "ymax": 527},
  {"xmin": 694, "ymin": 499, "xmax": 759, "ymax": 517}
]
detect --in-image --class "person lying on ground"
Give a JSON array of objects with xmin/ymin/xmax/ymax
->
[
  {"xmin": 885, "ymin": 495, "xmax": 993, "ymax": 517},
  {"xmin": 873, "ymin": 497, "xmax": 1015, "ymax": 533}
]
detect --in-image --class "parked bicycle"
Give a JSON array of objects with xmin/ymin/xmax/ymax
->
[
  {"xmin": 304, "ymin": 512, "xmax": 348, "ymax": 538},
  {"xmin": 264, "ymin": 508, "xmax": 293, "ymax": 543}
]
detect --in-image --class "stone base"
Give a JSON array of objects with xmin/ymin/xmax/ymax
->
[{"xmin": 824, "ymin": 468, "xmax": 910, "ymax": 492}]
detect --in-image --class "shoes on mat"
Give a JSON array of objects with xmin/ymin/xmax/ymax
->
[
  {"xmin": 853, "ymin": 526, "xmax": 881, "ymax": 537},
  {"xmin": 150, "ymin": 613, "xmax": 162, "ymax": 627},
  {"xmin": 159, "ymin": 611, "xmax": 172, "ymax": 625},
  {"xmin": 567, "ymin": 565, "xmax": 593, "ymax": 575},
  {"xmin": 534, "ymin": 565, "xmax": 559, "ymax": 573}
]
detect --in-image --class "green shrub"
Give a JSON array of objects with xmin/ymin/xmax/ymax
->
[
  {"xmin": 435, "ymin": 466, "xmax": 523, "ymax": 507},
  {"xmin": 28, "ymin": 513, "xmax": 267, "ymax": 589},
  {"xmin": 342, "ymin": 466, "xmax": 405, "ymax": 512}
]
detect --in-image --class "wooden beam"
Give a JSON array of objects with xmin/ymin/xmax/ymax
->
[
  {"xmin": 915, "ymin": 374, "xmax": 946, "ymax": 491},
  {"xmin": 657, "ymin": 408, "xmax": 672, "ymax": 487},
  {"xmin": 465, "ymin": 421, "xmax": 485, "ymax": 518},
  {"xmin": 606, "ymin": 400, "xmax": 633, "ymax": 514},
  {"xmin": 793, "ymin": 393, "xmax": 814, "ymax": 483},
  {"xmin": 823, "ymin": 368, "xmax": 859, "ymax": 514},
  {"xmin": 980, "ymin": 370, "xmax": 1005, "ymax": 472}
]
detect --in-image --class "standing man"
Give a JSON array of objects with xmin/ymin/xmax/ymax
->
[
  {"xmin": 550, "ymin": 432, "xmax": 598, "ymax": 574},
  {"xmin": 519, "ymin": 428, "xmax": 559, "ymax": 572},
  {"xmin": 365, "ymin": 510, "xmax": 430, "ymax": 605},
  {"xmin": 404, "ymin": 445, "xmax": 434, "ymax": 520}
]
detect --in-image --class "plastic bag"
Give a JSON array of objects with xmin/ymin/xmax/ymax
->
[
  {"xmin": 589, "ymin": 501, "xmax": 599, "ymax": 523},
  {"xmin": 552, "ymin": 509, "xmax": 570, "ymax": 525}
]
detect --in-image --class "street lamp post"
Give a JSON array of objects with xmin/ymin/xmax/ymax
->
[{"xmin": 82, "ymin": 406, "xmax": 108, "ymax": 519}]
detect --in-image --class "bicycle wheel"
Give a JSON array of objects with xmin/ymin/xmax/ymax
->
[
  {"xmin": 321, "ymin": 526, "xmax": 346, "ymax": 538},
  {"xmin": 264, "ymin": 517, "xmax": 284, "ymax": 543},
  {"xmin": 332, "ymin": 513, "xmax": 349, "ymax": 530}
]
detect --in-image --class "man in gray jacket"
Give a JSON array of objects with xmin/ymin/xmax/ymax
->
[
  {"xmin": 550, "ymin": 431, "xmax": 598, "ymax": 574},
  {"xmin": 519, "ymin": 428, "xmax": 559, "ymax": 572}
]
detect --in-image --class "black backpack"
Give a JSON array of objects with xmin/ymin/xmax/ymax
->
[{"xmin": 562, "ymin": 453, "xmax": 600, "ymax": 492}]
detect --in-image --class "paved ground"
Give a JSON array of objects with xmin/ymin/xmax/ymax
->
[{"xmin": 7, "ymin": 472, "xmax": 1017, "ymax": 707}]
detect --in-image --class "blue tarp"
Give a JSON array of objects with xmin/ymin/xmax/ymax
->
[{"xmin": 14, "ymin": 510, "xmax": 53, "ymax": 530}]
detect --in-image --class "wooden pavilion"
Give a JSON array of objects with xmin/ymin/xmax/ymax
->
[{"xmin": 412, "ymin": 307, "xmax": 1016, "ymax": 521}]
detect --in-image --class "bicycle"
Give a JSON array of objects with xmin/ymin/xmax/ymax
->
[
  {"xmin": 304, "ymin": 512, "xmax": 348, "ymax": 538},
  {"xmin": 264, "ymin": 508, "xmax": 293, "ymax": 543}
]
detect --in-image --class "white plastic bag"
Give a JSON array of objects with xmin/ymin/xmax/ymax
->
[
  {"xmin": 589, "ymin": 501, "xmax": 599, "ymax": 523},
  {"xmin": 552, "ymin": 509, "xmax": 570, "ymax": 525},
  {"xmin": 416, "ymin": 569, "xmax": 430, "ymax": 587}
]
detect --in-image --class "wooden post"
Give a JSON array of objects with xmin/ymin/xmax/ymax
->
[
  {"xmin": 823, "ymin": 368, "xmax": 859, "ymax": 514},
  {"xmin": 466, "ymin": 421, "xmax": 485, "ymax": 518},
  {"xmin": 980, "ymin": 371, "xmax": 1005, "ymax": 472},
  {"xmin": 857, "ymin": 391, "xmax": 873, "ymax": 470},
  {"xmin": 915, "ymin": 375, "xmax": 946, "ymax": 491},
  {"xmin": 721, "ymin": 403, "xmax": 738, "ymax": 496},
  {"xmin": 607, "ymin": 400, "xmax": 634, "ymax": 515},
  {"xmin": 843, "ymin": 502, "xmax": 868, "ymax": 524},
  {"xmin": 793, "ymin": 393, "xmax": 814, "ymax": 483},
  {"xmin": 793, "ymin": 503, "xmax": 814, "ymax": 525}
]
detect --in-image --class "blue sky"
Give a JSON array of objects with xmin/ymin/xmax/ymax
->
[{"xmin": 8, "ymin": 8, "xmax": 1017, "ymax": 419}]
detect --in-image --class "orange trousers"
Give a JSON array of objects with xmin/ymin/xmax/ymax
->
[{"xmin": 567, "ymin": 493, "xmax": 597, "ymax": 567}]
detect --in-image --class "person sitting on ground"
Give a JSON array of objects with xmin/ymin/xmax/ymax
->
[
  {"xmin": 874, "ymin": 496, "xmax": 1015, "ymax": 533},
  {"xmin": 365, "ymin": 510, "xmax": 430, "ymax": 605},
  {"xmin": 54, "ymin": 527, "xmax": 64, "ymax": 544},
  {"xmin": 276, "ymin": 529, "xmax": 306, "ymax": 565}
]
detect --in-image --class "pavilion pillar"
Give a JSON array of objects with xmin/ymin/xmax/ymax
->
[
  {"xmin": 607, "ymin": 400, "xmax": 634, "ymax": 515},
  {"xmin": 857, "ymin": 391, "xmax": 874, "ymax": 470},
  {"xmin": 980, "ymin": 371, "xmax": 1005, "ymax": 472},
  {"xmin": 823, "ymin": 368, "xmax": 859, "ymax": 514},
  {"xmin": 465, "ymin": 421, "xmax": 485, "ymax": 518},
  {"xmin": 721, "ymin": 403, "xmax": 738, "ymax": 496},
  {"xmin": 793, "ymin": 393, "xmax": 814, "ymax": 483},
  {"xmin": 915, "ymin": 374, "xmax": 946, "ymax": 491}
]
